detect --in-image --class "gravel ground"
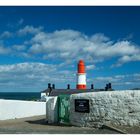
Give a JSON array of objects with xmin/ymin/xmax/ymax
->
[{"xmin": 0, "ymin": 115, "xmax": 138, "ymax": 134}]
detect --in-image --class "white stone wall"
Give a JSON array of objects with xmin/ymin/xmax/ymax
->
[
  {"xmin": 46, "ymin": 96, "xmax": 58, "ymax": 123},
  {"xmin": 70, "ymin": 90, "xmax": 140, "ymax": 128},
  {"xmin": 0, "ymin": 99, "xmax": 46, "ymax": 120}
]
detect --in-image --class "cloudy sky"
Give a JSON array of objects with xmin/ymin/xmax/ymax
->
[{"xmin": 0, "ymin": 6, "xmax": 140, "ymax": 92}]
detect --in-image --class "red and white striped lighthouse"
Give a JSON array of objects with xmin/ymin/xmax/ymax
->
[{"xmin": 76, "ymin": 60, "xmax": 86, "ymax": 89}]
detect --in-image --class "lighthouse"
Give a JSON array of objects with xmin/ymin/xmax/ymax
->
[{"xmin": 76, "ymin": 60, "xmax": 87, "ymax": 89}]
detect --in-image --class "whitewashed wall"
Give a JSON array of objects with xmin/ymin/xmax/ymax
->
[
  {"xmin": 46, "ymin": 97, "xmax": 58, "ymax": 123},
  {"xmin": 70, "ymin": 90, "xmax": 140, "ymax": 128},
  {"xmin": 0, "ymin": 99, "xmax": 46, "ymax": 120}
]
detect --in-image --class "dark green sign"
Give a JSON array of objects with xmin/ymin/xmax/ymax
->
[{"xmin": 58, "ymin": 94, "xmax": 70, "ymax": 124}]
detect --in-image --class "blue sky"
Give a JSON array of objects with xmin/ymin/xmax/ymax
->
[{"xmin": 0, "ymin": 6, "xmax": 140, "ymax": 92}]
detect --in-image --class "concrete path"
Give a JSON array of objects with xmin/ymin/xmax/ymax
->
[
  {"xmin": 1, "ymin": 115, "xmax": 140, "ymax": 134},
  {"xmin": 0, "ymin": 115, "xmax": 120, "ymax": 134}
]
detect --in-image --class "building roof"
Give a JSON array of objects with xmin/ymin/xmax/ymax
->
[{"xmin": 42, "ymin": 88, "xmax": 105, "ymax": 96}]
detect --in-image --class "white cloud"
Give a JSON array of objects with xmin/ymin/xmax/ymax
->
[
  {"xmin": 0, "ymin": 62, "xmax": 139, "ymax": 91},
  {"xmin": 0, "ymin": 31, "xmax": 12, "ymax": 38},
  {"xmin": 17, "ymin": 25, "xmax": 43, "ymax": 36},
  {"xmin": 86, "ymin": 64, "xmax": 96, "ymax": 70},
  {"xmin": 114, "ymin": 75, "xmax": 126, "ymax": 79},
  {"xmin": 0, "ymin": 62, "xmax": 75, "ymax": 91},
  {"xmin": 27, "ymin": 28, "xmax": 140, "ymax": 66},
  {"xmin": 0, "ymin": 46, "xmax": 11, "ymax": 54},
  {"xmin": 113, "ymin": 54, "xmax": 140, "ymax": 67},
  {"xmin": 84, "ymin": 40, "xmax": 139, "ymax": 62},
  {"xmin": 91, "ymin": 73, "xmax": 140, "ymax": 89},
  {"xmin": 0, "ymin": 62, "xmax": 57, "ymax": 73},
  {"xmin": 95, "ymin": 76, "xmax": 120, "ymax": 83},
  {"xmin": 12, "ymin": 45, "xmax": 26, "ymax": 51},
  {"xmin": 94, "ymin": 41, "xmax": 139, "ymax": 58},
  {"xmin": 133, "ymin": 73, "xmax": 140, "ymax": 77},
  {"xmin": 90, "ymin": 33, "xmax": 110, "ymax": 42},
  {"xmin": 1, "ymin": 26, "xmax": 140, "ymax": 67}
]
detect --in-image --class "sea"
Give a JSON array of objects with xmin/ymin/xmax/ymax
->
[{"xmin": 0, "ymin": 92, "xmax": 41, "ymax": 101}]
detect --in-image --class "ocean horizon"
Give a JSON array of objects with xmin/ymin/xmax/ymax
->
[{"xmin": 0, "ymin": 92, "xmax": 41, "ymax": 101}]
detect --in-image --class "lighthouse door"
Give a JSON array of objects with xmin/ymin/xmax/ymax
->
[{"xmin": 58, "ymin": 94, "xmax": 70, "ymax": 124}]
